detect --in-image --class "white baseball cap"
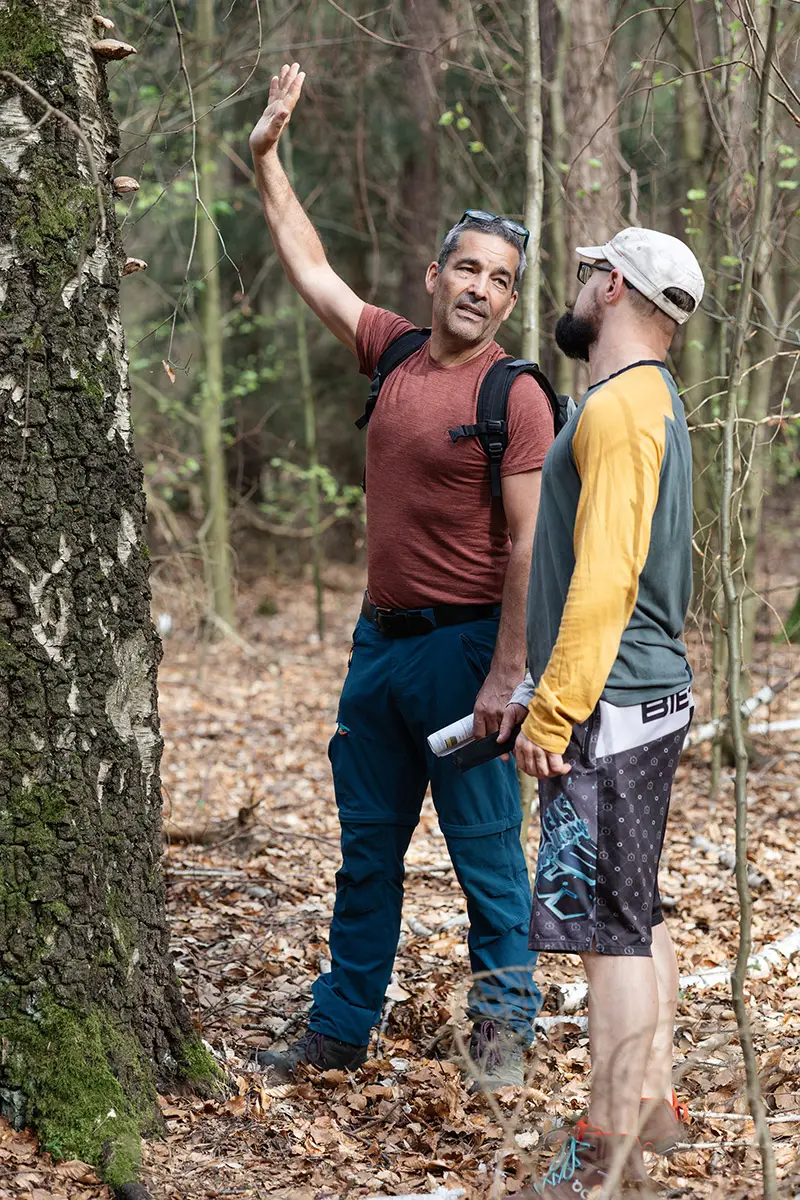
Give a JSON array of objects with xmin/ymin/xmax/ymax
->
[{"xmin": 575, "ymin": 228, "xmax": 705, "ymax": 325}]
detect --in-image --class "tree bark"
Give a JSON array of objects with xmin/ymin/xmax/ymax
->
[
  {"xmin": 196, "ymin": 0, "xmax": 235, "ymax": 630},
  {"xmin": 521, "ymin": 0, "xmax": 543, "ymax": 362},
  {"xmin": 396, "ymin": 0, "xmax": 451, "ymax": 325},
  {"xmin": 0, "ymin": 0, "xmax": 218, "ymax": 1184},
  {"xmin": 541, "ymin": 0, "xmax": 572, "ymax": 393},
  {"xmin": 562, "ymin": 0, "xmax": 621, "ymax": 246},
  {"xmin": 719, "ymin": 2, "xmax": 782, "ymax": 1193}
]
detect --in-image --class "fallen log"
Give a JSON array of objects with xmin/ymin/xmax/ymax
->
[{"xmin": 686, "ymin": 672, "xmax": 798, "ymax": 747}]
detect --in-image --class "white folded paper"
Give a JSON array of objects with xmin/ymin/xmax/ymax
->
[{"xmin": 427, "ymin": 713, "xmax": 475, "ymax": 757}]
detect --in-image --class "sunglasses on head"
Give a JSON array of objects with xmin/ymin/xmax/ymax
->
[
  {"xmin": 459, "ymin": 209, "xmax": 530, "ymax": 250},
  {"xmin": 577, "ymin": 261, "xmax": 632, "ymax": 288}
]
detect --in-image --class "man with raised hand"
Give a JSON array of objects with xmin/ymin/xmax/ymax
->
[
  {"xmin": 248, "ymin": 65, "xmax": 554, "ymax": 1088},
  {"xmin": 500, "ymin": 230, "xmax": 703, "ymax": 1195}
]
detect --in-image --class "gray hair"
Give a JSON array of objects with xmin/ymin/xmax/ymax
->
[{"xmin": 437, "ymin": 216, "xmax": 527, "ymax": 289}]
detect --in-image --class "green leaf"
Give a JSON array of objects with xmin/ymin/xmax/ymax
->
[
  {"xmin": 744, "ymin": 172, "xmax": 756, "ymax": 186},
  {"xmin": 778, "ymin": 144, "xmax": 793, "ymax": 155},
  {"xmin": 780, "ymin": 156, "xmax": 798, "ymax": 169},
  {"xmin": 720, "ymin": 255, "xmax": 740, "ymax": 267},
  {"xmin": 686, "ymin": 188, "xmax": 706, "ymax": 201},
  {"xmin": 687, "ymin": 339, "xmax": 705, "ymax": 352},
  {"xmin": 588, "ymin": 157, "xmax": 602, "ymax": 168},
  {"xmin": 558, "ymin": 161, "xmax": 569, "ymax": 173},
  {"xmin": 631, "ymin": 60, "xmax": 643, "ymax": 70},
  {"xmin": 468, "ymin": 141, "xmax": 484, "ymax": 153},
  {"xmin": 438, "ymin": 110, "xmax": 454, "ymax": 126},
  {"xmin": 590, "ymin": 181, "xmax": 601, "ymax": 192},
  {"xmin": 456, "ymin": 116, "xmax": 471, "ymax": 130},
  {"xmin": 684, "ymin": 227, "xmax": 701, "ymax": 236},
  {"xmin": 777, "ymin": 179, "xmax": 799, "ymax": 190},
  {"xmin": 679, "ymin": 207, "xmax": 693, "ymax": 216},
  {"xmin": 455, "ymin": 101, "xmax": 464, "ymax": 114}
]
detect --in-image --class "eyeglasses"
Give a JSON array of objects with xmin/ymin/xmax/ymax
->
[
  {"xmin": 577, "ymin": 261, "xmax": 632, "ymax": 288},
  {"xmin": 577, "ymin": 261, "xmax": 613, "ymax": 286},
  {"xmin": 459, "ymin": 209, "xmax": 530, "ymax": 250}
]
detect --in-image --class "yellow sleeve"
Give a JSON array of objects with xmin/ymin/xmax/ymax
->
[{"xmin": 522, "ymin": 376, "xmax": 671, "ymax": 753}]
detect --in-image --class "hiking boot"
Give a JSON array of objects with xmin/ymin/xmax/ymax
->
[
  {"xmin": 465, "ymin": 1020, "xmax": 526, "ymax": 1090},
  {"xmin": 519, "ymin": 1120, "xmax": 654, "ymax": 1198},
  {"xmin": 545, "ymin": 1092, "xmax": 689, "ymax": 1156},
  {"xmin": 639, "ymin": 1091, "xmax": 689, "ymax": 1153},
  {"xmin": 252, "ymin": 1028, "xmax": 367, "ymax": 1080}
]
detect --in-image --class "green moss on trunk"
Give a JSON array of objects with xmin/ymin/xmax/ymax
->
[
  {"xmin": 0, "ymin": 0, "xmax": 59, "ymax": 73},
  {"xmin": 0, "ymin": 1004, "xmax": 223, "ymax": 1187}
]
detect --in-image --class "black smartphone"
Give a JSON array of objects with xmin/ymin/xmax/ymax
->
[{"xmin": 452, "ymin": 725, "xmax": 521, "ymax": 773}]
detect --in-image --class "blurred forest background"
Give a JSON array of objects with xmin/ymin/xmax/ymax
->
[{"xmin": 110, "ymin": 0, "xmax": 798, "ymax": 663}]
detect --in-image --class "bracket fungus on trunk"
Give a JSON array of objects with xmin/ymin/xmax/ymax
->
[{"xmin": 91, "ymin": 38, "xmax": 137, "ymax": 59}]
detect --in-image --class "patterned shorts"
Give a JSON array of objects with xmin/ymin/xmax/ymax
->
[{"xmin": 529, "ymin": 688, "xmax": 693, "ymax": 957}]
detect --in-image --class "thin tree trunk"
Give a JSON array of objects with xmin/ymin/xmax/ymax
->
[
  {"xmin": 0, "ymin": 1, "xmax": 218, "ymax": 1185},
  {"xmin": 518, "ymin": 0, "xmax": 544, "ymax": 858},
  {"xmin": 397, "ymin": 0, "xmax": 452, "ymax": 324},
  {"xmin": 543, "ymin": 0, "xmax": 572, "ymax": 394},
  {"xmin": 785, "ymin": 585, "xmax": 800, "ymax": 643},
  {"xmin": 196, "ymin": 0, "xmax": 235, "ymax": 630},
  {"xmin": 283, "ymin": 128, "xmax": 324, "ymax": 640},
  {"xmin": 521, "ymin": 0, "xmax": 543, "ymax": 362},
  {"xmin": 719, "ymin": 2, "xmax": 782, "ymax": 1194},
  {"xmin": 561, "ymin": 0, "xmax": 620, "ymax": 396}
]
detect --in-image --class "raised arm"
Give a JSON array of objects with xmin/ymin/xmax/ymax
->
[{"xmin": 249, "ymin": 64, "xmax": 364, "ymax": 354}]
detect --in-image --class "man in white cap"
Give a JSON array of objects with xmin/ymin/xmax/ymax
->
[{"xmin": 499, "ymin": 229, "xmax": 704, "ymax": 1196}]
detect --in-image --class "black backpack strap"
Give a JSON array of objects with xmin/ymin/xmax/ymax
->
[
  {"xmin": 355, "ymin": 327, "xmax": 431, "ymax": 430},
  {"xmin": 449, "ymin": 357, "xmax": 574, "ymax": 499},
  {"xmin": 448, "ymin": 357, "xmax": 528, "ymax": 500}
]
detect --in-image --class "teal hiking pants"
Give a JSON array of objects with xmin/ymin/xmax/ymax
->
[{"xmin": 309, "ymin": 611, "xmax": 541, "ymax": 1046}]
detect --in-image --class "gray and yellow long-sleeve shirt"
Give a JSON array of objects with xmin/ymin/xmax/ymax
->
[{"xmin": 518, "ymin": 359, "xmax": 693, "ymax": 755}]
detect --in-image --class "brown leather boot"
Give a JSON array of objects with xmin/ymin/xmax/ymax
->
[
  {"xmin": 638, "ymin": 1091, "xmax": 689, "ymax": 1153},
  {"xmin": 519, "ymin": 1120, "xmax": 655, "ymax": 1198}
]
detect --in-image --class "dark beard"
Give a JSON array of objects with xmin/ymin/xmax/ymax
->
[{"xmin": 555, "ymin": 310, "xmax": 597, "ymax": 362}]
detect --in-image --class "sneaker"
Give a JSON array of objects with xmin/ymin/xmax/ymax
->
[
  {"xmin": 465, "ymin": 1020, "xmax": 526, "ymax": 1090},
  {"xmin": 639, "ymin": 1091, "xmax": 689, "ymax": 1153},
  {"xmin": 544, "ymin": 1092, "xmax": 689, "ymax": 1156},
  {"xmin": 520, "ymin": 1120, "xmax": 654, "ymax": 1198},
  {"xmin": 252, "ymin": 1028, "xmax": 368, "ymax": 1079}
]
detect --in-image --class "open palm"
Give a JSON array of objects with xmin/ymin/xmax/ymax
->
[{"xmin": 249, "ymin": 62, "xmax": 306, "ymax": 158}]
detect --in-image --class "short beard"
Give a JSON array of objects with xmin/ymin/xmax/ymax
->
[{"xmin": 555, "ymin": 310, "xmax": 597, "ymax": 362}]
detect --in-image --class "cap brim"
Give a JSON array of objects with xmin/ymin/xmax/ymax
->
[{"xmin": 575, "ymin": 244, "xmax": 607, "ymax": 261}]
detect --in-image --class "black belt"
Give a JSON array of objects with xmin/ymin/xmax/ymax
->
[{"xmin": 360, "ymin": 594, "xmax": 500, "ymax": 638}]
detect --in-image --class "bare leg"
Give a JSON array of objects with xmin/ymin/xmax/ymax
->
[
  {"xmin": 581, "ymin": 951, "xmax": 659, "ymax": 1134},
  {"xmin": 641, "ymin": 921, "xmax": 679, "ymax": 1101}
]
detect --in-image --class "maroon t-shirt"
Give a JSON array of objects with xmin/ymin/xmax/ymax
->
[{"xmin": 357, "ymin": 305, "xmax": 554, "ymax": 608}]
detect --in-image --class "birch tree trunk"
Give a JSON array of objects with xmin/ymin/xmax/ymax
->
[
  {"xmin": 0, "ymin": 0, "xmax": 218, "ymax": 1184},
  {"xmin": 196, "ymin": 0, "xmax": 235, "ymax": 630}
]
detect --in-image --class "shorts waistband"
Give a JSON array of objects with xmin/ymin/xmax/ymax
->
[{"xmin": 360, "ymin": 594, "xmax": 500, "ymax": 638}]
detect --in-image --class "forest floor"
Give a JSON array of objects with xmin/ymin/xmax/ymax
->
[{"xmin": 3, "ymin": 557, "xmax": 800, "ymax": 1200}]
